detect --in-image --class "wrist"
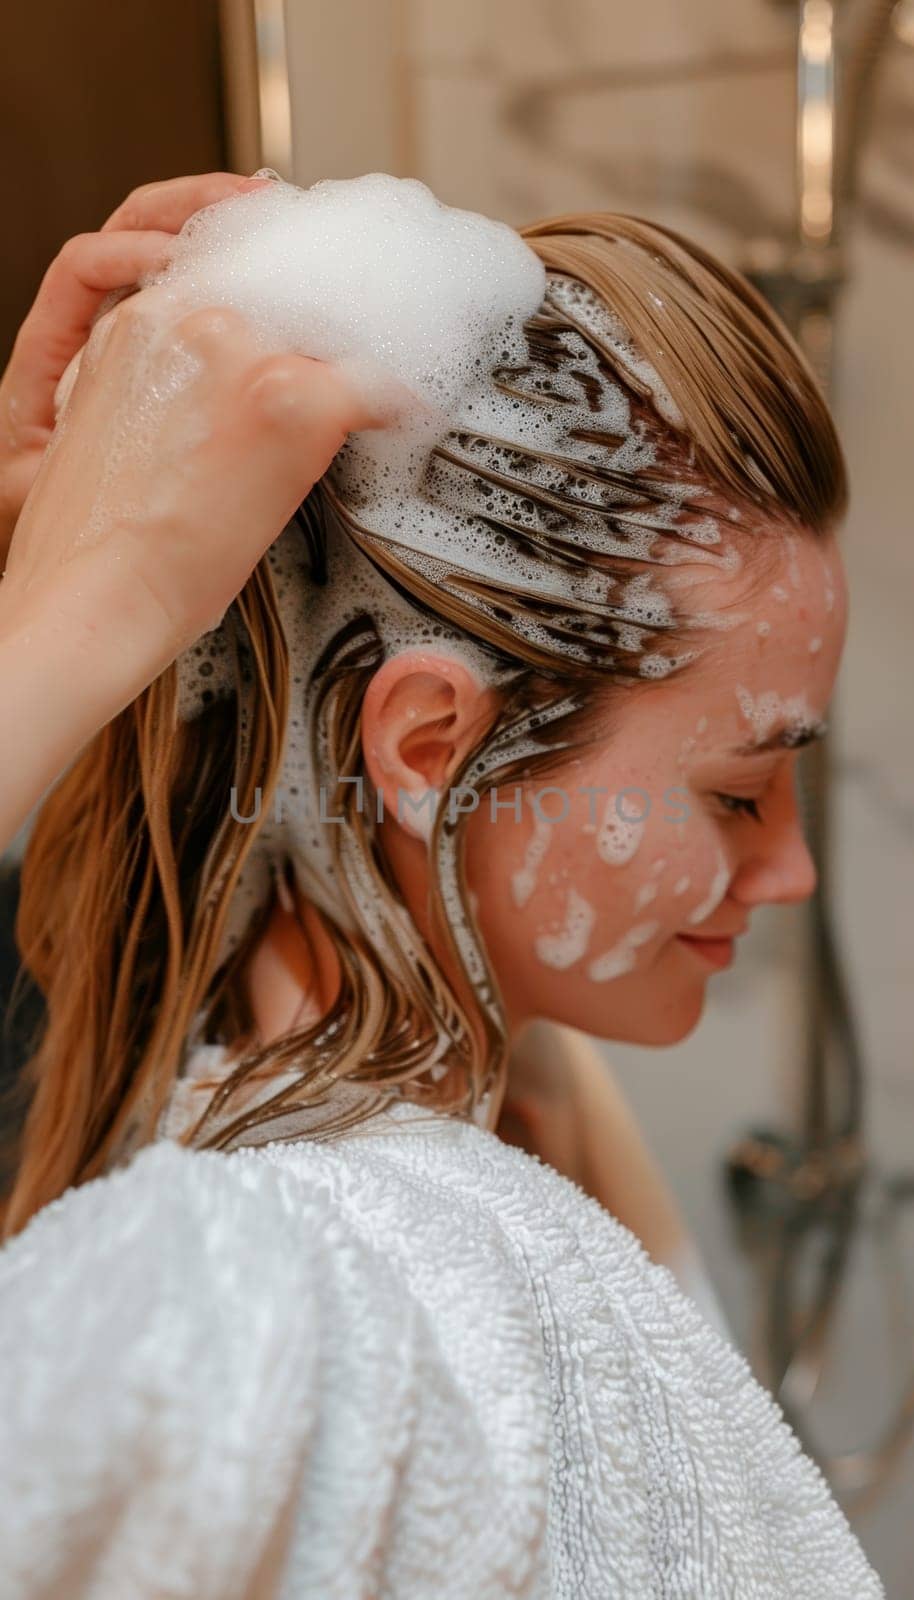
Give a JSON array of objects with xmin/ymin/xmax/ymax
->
[
  {"xmin": 0, "ymin": 551, "xmax": 184, "ymax": 715},
  {"xmin": 0, "ymin": 556, "xmax": 187, "ymax": 856}
]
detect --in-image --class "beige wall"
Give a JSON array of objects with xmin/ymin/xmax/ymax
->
[{"xmin": 285, "ymin": 0, "xmax": 798, "ymax": 253}]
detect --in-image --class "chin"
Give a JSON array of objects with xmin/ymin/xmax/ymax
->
[
  {"xmin": 641, "ymin": 1004, "xmax": 705, "ymax": 1046},
  {"xmin": 585, "ymin": 986, "xmax": 706, "ymax": 1048}
]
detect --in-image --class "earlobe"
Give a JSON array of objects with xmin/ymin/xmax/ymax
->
[{"xmin": 360, "ymin": 651, "xmax": 497, "ymax": 840}]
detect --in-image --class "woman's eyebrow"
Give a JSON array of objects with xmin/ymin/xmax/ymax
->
[{"xmin": 729, "ymin": 718, "xmax": 828, "ymax": 756}]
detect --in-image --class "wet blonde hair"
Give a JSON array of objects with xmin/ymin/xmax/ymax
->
[{"xmin": 2, "ymin": 212, "xmax": 846, "ymax": 1237}]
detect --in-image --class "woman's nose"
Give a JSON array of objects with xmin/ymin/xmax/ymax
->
[{"xmin": 730, "ymin": 785, "xmax": 818, "ymax": 909}]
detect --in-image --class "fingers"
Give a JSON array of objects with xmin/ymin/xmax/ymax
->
[
  {"xmin": 244, "ymin": 355, "xmax": 391, "ymax": 497},
  {"xmin": 53, "ymin": 349, "xmax": 83, "ymax": 419},
  {"xmin": 4, "ymin": 173, "xmax": 270, "ymax": 451},
  {"xmin": 12, "ymin": 231, "xmax": 176, "ymax": 432},
  {"xmin": 335, "ymin": 361, "xmax": 414, "ymax": 433},
  {"xmin": 101, "ymin": 171, "xmax": 270, "ymax": 236},
  {"xmin": 43, "ymin": 229, "xmax": 173, "ymax": 325}
]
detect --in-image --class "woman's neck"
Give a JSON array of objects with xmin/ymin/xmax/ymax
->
[
  {"xmin": 239, "ymin": 872, "xmax": 525, "ymax": 1137},
  {"xmin": 242, "ymin": 881, "xmax": 342, "ymax": 1047}
]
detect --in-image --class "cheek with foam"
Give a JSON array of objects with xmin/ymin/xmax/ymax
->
[
  {"xmin": 587, "ymin": 919, "xmax": 659, "ymax": 983},
  {"xmin": 596, "ymin": 795, "xmax": 645, "ymax": 865},
  {"xmin": 511, "ymin": 812, "xmax": 553, "ymax": 908},
  {"xmin": 634, "ymin": 880, "xmax": 658, "ymax": 911},
  {"xmin": 534, "ymin": 888, "xmax": 596, "ymax": 970},
  {"xmin": 686, "ymin": 847, "xmax": 729, "ymax": 926},
  {"xmin": 822, "ymin": 558, "xmax": 836, "ymax": 613},
  {"xmin": 676, "ymin": 736, "xmax": 697, "ymax": 781},
  {"xmin": 785, "ymin": 533, "xmax": 802, "ymax": 590}
]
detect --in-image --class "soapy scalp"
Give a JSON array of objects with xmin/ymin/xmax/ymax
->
[{"xmin": 157, "ymin": 174, "xmax": 546, "ymax": 485}]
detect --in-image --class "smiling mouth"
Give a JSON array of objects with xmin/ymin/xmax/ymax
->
[{"xmin": 675, "ymin": 933, "xmax": 735, "ymax": 970}]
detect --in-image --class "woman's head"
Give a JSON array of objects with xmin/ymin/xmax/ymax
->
[
  {"xmin": 4, "ymin": 206, "xmax": 847, "ymax": 1235},
  {"xmin": 368, "ymin": 524, "xmax": 844, "ymax": 1051},
  {"xmin": 327, "ymin": 211, "xmax": 846, "ymax": 1053}
]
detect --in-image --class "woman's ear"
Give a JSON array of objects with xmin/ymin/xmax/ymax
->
[{"xmin": 361, "ymin": 651, "xmax": 499, "ymax": 840}]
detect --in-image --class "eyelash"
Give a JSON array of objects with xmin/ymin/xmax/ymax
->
[{"xmin": 714, "ymin": 792, "xmax": 763, "ymax": 823}]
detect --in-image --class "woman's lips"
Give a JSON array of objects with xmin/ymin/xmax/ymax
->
[{"xmin": 676, "ymin": 933, "xmax": 735, "ymax": 970}]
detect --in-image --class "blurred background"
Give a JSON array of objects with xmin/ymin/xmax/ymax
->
[{"xmin": 2, "ymin": 1, "xmax": 912, "ymax": 1590}]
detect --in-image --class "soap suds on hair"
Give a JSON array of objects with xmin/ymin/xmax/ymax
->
[
  {"xmin": 154, "ymin": 174, "xmax": 729, "ymax": 681},
  {"xmin": 153, "ymin": 172, "xmax": 546, "ymax": 499}
]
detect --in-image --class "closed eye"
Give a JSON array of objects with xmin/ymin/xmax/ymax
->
[{"xmin": 714, "ymin": 792, "xmax": 763, "ymax": 822}]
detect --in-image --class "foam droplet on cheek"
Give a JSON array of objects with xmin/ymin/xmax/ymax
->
[
  {"xmin": 587, "ymin": 919, "xmax": 659, "ymax": 983},
  {"xmin": 534, "ymin": 888, "xmax": 596, "ymax": 970},
  {"xmin": 686, "ymin": 849, "xmax": 729, "ymax": 925},
  {"xmin": 511, "ymin": 812, "xmax": 553, "ymax": 908},
  {"xmin": 785, "ymin": 533, "xmax": 802, "ymax": 590},
  {"xmin": 596, "ymin": 796, "xmax": 644, "ymax": 865}
]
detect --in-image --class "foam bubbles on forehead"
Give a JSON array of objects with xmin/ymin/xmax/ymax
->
[{"xmin": 155, "ymin": 173, "xmax": 546, "ymax": 420}]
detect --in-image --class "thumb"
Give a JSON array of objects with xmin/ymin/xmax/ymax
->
[
  {"xmin": 330, "ymin": 355, "xmax": 418, "ymax": 433},
  {"xmin": 246, "ymin": 354, "xmax": 408, "ymax": 492}
]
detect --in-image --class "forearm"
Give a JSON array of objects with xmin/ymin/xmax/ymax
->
[{"xmin": 0, "ymin": 557, "xmax": 176, "ymax": 855}]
